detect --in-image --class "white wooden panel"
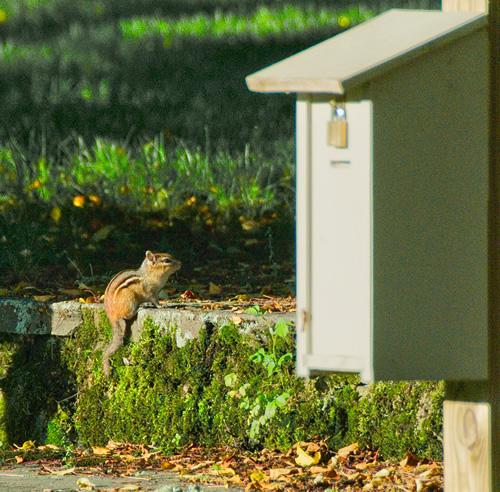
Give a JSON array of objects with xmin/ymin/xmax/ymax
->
[
  {"xmin": 370, "ymin": 29, "xmax": 488, "ymax": 381},
  {"xmin": 295, "ymin": 98, "xmax": 312, "ymax": 378},
  {"xmin": 246, "ymin": 10, "xmax": 486, "ymax": 94},
  {"xmin": 309, "ymin": 101, "xmax": 373, "ymax": 381}
]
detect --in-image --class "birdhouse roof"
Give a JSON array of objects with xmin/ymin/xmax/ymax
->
[{"xmin": 245, "ymin": 9, "xmax": 486, "ymax": 95}]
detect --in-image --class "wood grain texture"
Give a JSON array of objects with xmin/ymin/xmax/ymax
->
[
  {"xmin": 444, "ymin": 401, "xmax": 491, "ymax": 491},
  {"xmin": 442, "ymin": 0, "xmax": 488, "ymax": 12}
]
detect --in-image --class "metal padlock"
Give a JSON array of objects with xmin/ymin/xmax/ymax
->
[{"xmin": 327, "ymin": 102, "xmax": 347, "ymax": 148}]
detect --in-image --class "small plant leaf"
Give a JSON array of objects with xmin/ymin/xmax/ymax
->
[
  {"xmin": 265, "ymin": 401, "xmax": 277, "ymax": 419},
  {"xmin": 275, "ymin": 392, "xmax": 290, "ymax": 408},
  {"xmin": 278, "ymin": 353, "xmax": 292, "ymax": 367},
  {"xmin": 275, "ymin": 318, "xmax": 290, "ymax": 338}
]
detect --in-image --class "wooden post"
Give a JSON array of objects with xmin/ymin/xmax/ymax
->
[
  {"xmin": 441, "ymin": 0, "xmax": 488, "ymax": 11},
  {"xmin": 442, "ymin": 0, "xmax": 499, "ymax": 491},
  {"xmin": 487, "ymin": 0, "xmax": 500, "ymax": 488}
]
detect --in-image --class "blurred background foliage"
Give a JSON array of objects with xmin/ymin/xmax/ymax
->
[{"xmin": 0, "ymin": 0, "xmax": 439, "ymax": 287}]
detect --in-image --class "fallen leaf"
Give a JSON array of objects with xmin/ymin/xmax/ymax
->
[
  {"xmin": 325, "ymin": 467, "xmax": 340, "ymax": 479},
  {"xmin": 419, "ymin": 466, "xmax": 443, "ymax": 479},
  {"xmin": 77, "ymin": 477, "xmax": 95, "ymax": 490},
  {"xmin": 226, "ymin": 474, "xmax": 244, "ymax": 485},
  {"xmin": 91, "ymin": 446, "xmax": 110, "ymax": 455},
  {"xmin": 50, "ymin": 206, "xmax": 62, "ymax": 223},
  {"xmin": 92, "ymin": 224, "xmax": 115, "ymax": 242},
  {"xmin": 38, "ymin": 444, "xmax": 59, "ymax": 451},
  {"xmin": 337, "ymin": 442, "xmax": 358, "ymax": 458},
  {"xmin": 269, "ymin": 467, "xmax": 299, "ymax": 480},
  {"xmin": 15, "ymin": 455, "xmax": 23, "ymax": 464},
  {"xmin": 161, "ymin": 461, "xmax": 176, "ymax": 470},
  {"xmin": 232, "ymin": 315, "xmax": 244, "ymax": 325},
  {"xmin": 295, "ymin": 444, "xmax": 320, "ymax": 467},
  {"xmin": 59, "ymin": 288, "xmax": 85, "ymax": 297},
  {"xmin": 342, "ymin": 471, "xmax": 361, "ymax": 481},
  {"xmin": 374, "ymin": 468, "xmax": 390, "ymax": 478},
  {"xmin": 370, "ymin": 476, "xmax": 385, "ymax": 488},
  {"xmin": 209, "ymin": 282, "xmax": 222, "ymax": 295},
  {"xmin": 42, "ymin": 466, "xmax": 75, "ymax": 476},
  {"xmin": 21, "ymin": 440, "xmax": 35, "ymax": 450},
  {"xmin": 250, "ymin": 470, "xmax": 268, "ymax": 482},
  {"xmin": 213, "ymin": 465, "xmax": 236, "ymax": 476},
  {"xmin": 73, "ymin": 195, "xmax": 85, "ymax": 208},
  {"xmin": 400, "ymin": 454, "xmax": 421, "ymax": 468},
  {"xmin": 88, "ymin": 194, "xmax": 101, "ymax": 206},
  {"xmin": 181, "ymin": 290, "xmax": 197, "ymax": 300}
]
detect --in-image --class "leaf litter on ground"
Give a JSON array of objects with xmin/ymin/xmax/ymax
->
[{"xmin": 1, "ymin": 440, "xmax": 443, "ymax": 491}]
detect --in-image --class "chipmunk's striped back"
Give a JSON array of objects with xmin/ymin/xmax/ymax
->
[{"xmin": 102, "ymin": 251, "xmax": 181, "ymax": 376}]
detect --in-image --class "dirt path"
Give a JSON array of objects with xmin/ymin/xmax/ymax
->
[{"xmin": 0, "ymin": 464, "xmax": 241, "ymax": 491}]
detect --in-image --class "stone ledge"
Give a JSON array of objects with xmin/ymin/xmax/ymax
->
[{"xmin": 0, "ymin": 298, "xmax": 296, "ymax": 338}]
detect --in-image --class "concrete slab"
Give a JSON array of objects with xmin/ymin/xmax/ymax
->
[
  {"xmin": 0, "ymin": 299, "xmax": 296, "ymax": 341},
  {"xmin": 0, "ymin": 298, "xmax": 51, "ymax": 335},
  {"xmin": 0, "ymin": 463, "xmax": 241, "ymax": 491}
]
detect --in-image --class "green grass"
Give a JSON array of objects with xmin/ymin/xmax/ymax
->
[
  {"xmin": 0, "ymin": 0, "xmax": 440, "ymax": 284},
  {"xmin": 0, "ymin": 0, "xmax": 440, "ymax": 149},
  {"xmin": 0, "ymin": 135, "xmax": 294, "ymax": 217},
  {"xmin": 120, "ymin": 6, "xmax": 374, "ymax": 42}
]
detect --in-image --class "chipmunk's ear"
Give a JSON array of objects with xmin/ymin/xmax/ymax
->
[{"xmin": 145, "ymin": 250, "xmax": 155, "ymax": 263}]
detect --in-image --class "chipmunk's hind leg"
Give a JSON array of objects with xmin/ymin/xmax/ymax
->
[{"xmin": 102, "ymin": 318, "xmax": 127, "ymax": 377}]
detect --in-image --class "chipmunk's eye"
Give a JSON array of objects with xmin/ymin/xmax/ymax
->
[{"xmin": 162, "ymin": 257, "xmax": 172, "ymax": 264}]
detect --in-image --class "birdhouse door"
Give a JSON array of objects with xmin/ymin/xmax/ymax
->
[{"xmin": 297, "ymin": 99, "xmax": 374, "ymax": 381}]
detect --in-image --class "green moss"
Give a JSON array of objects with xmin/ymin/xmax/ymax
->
[
  {"xmin": 46, "ymin": 408, "xmax": 73, "ymax": 448},
  {"xmin": 56, "ymin": 314, "xmax": 443, "ymax": 460},
  {"xmin": 0, "ymin": 334, "xmax": 74, "ymax": 448},
  {"xmin": 0, "ymin": 310, "xmax": 443, "ymax": 460},
  {"xmin": 355, "ymin": 381, "xmax": 444, "ymax": 458}
]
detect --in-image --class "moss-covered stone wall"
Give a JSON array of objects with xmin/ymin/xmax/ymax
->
[{"xmin": 0, "ymin": 310, "xmax": 444, "ymax": 460}]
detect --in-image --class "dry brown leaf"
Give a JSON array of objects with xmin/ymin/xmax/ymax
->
[
  {"xmin": 232, "ymin": 315, "xmax": 244, "ymax": 325},
  {"xmin": 181, "ymin": 290, "xmax": 197, "ymax": 300},
  {"xmin": 419, "ymin": 466, "xmax": 443, "ymax": 479},
  {"xmin": 308, "ymin": 465, "xmax": 330, "ymax": 474},
  {"xmin": 92, "ymin": 446, "xmax": 111, "ymax": 455},
  {"xmin": 33, "ymin": 295, "xmax": 56, "ymax": 302},
  {"xmin": 325, "ymin": 467, "xmax": 340, "ymax": 479},
  {"xmin": 226, "ymin": 474, "xmax": 245, "ymax": 485},
  {"xmin": 342, "ymin": 471, "xmax": 360, "ymax": 481},
  {"xmin": 15, "ymin": 455, "xmax": 23, "ymax": 464},
  {"xmin": 269, "ymin": 467, "xmax": 299, "ymax": 480},
  {"xmin": 213, "ymin": 465, "xmax": 236, "ymax": 477},
  {"xmin": 189, "ymin": 460, "xmax": 214, "ymax": 471},
  {"xmin": 38, "ymin": 444, "xmax": 59, "ymax": 451},
  {"xmin": 337, "ymin": 442, "xmax": 358, "ymax": 458},
  {"xmin": 400, "ymin": 454, "xmax": 421, "ymax": 468},
  {"xmin": 42, "ymin": 466, "xmax": 75, "ymax": 476},
  {"xmin": 59, "ymin": 288, "xmax": 85, "ymax": 297}
]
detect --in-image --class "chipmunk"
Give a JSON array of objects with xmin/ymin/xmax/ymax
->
[{"xmin": 102, "ymin": 250, "xmax": 181, "ymax": 376}]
